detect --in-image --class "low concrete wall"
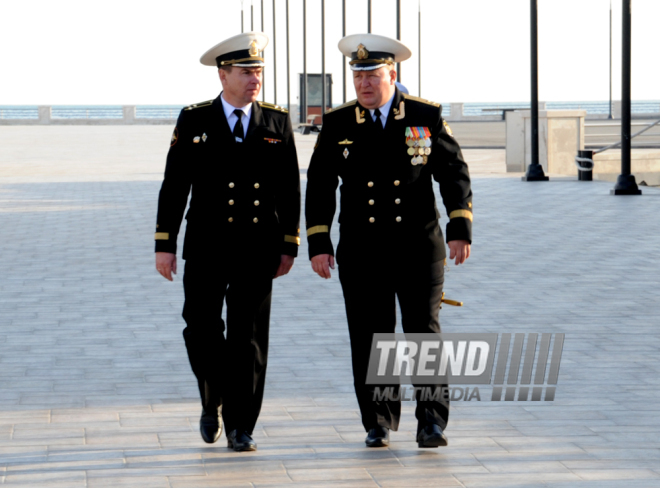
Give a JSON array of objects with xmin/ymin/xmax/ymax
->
[
  {"xmin": 593, "ymin": 150, "xmax": 660, "ymax": 186},
  {"xmin": 506, "ymin": 110, "xmax": 586, "ymax": 174},
  {"xmin": 1, "ymin": 102, "xmax": 657, "ymax": 126},
  {"xmin": 447, "ymin": 102, "xmax": 547, "ymax": 122},
  {"xmin": 0, "ymin": 106, "xmax": 175, "ymax": 126}
]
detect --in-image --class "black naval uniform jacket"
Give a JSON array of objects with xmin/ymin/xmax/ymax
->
[
  {"xmin": 155, "ymin": 95, "xmax": 301, "ymax": 268},
  {"xmin": 306, "ymin": 88, "xmax": 472, "ymax": 265}
]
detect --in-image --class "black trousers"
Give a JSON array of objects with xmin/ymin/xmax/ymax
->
[
  {"xmin": 338, "ymin": 259, "xmax": 449, "ymax": 433},
  {"xmin": 182, "ymin": 259, "xmax": 273, "ymax": 435}
]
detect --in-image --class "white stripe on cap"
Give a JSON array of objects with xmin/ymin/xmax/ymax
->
[{"xmin": 233, "ymin": 62, "xmax": 266, "ymax": 67}]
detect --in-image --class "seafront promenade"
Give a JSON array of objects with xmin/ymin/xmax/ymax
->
[{"xmin": 1, "ymin": 125, "xmax": 660, "ymax": 487}]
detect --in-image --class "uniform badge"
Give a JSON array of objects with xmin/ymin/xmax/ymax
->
[
  {"xmin": 170, "ymin": 128, "xmax": 178, "ymax": 147},
  {"xmin": 202, "ymin": 133, "xmax": 207, "ymax": 142},
  {"xmin": 406, "ymin": 127, "xmax": 431, "ymax": 165},
  {"xmin": 393, "ymin": 101, "xmax": 406, "ymax": 120},
  {"xmin": 193, "ymin": 136, "xmax": 200, "ymax": 143},
  {"xmin": 338, "ymin": 139, "xmax": 353, "ymax": 145},
  {"xmin": 264, "ymin": 137, "xmax": 282, "ymax": 144},
  {"xmin": 343, "ymin": 148, "xmax": 349, "ymax": 159},
  {"xmin": 357, "ymin": 43, "xmax": 369, "ymax": 60},
  {"xmin": 444, "ymin": 120, "xmax": 454, "ymax": 137},
  {"xmin": 249, "ymin": 40, "xmax": 259, "ymax": 57},
  {"xmin": 355, "ymin": 107, "xmax": 365, "ymax": 124}
]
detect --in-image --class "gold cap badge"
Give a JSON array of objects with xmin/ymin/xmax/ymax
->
[
  {"xmin": 357, "ymin": 43, "xmax": 369, "ymax": 60},
  {"xmin": 249, "ymin": 40, "xmax": 259, "ymax": 57}
]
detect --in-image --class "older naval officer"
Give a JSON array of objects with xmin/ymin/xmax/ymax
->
[
  {"xmin": 154, "ymin": 32, "xmax": 301, "ymax": 451},
  {"xmin": 305, "ymin": 34, "xmax": 472, "ymax": 448}
]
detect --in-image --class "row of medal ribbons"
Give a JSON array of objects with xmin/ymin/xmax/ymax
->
[{"xmin": 406, "ymin": 127, "xmax": 431, "ymax": 165}]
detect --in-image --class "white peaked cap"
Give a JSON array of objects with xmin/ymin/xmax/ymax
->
[
  {"xmin": 338, "ymin": 33, "xmax": 412, "ymax": 71},
  {"xmin": 200, "ymin": 32, "xmax": 269, "ymax": 68}
]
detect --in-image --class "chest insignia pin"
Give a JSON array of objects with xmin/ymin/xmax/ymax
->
[
  {"xmin": 202, "ymin": 133, "xmax": 207, "ymax": 142},
  {"xmin": 343, "ymin": 148, "xmax": 349, "ymax": 159},
  {"xmin": 193, "ymin": 136, "xmax": 200, "ymax": 143}
]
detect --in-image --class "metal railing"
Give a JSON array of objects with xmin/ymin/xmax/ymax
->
[
  {"xmin": 576, "ymin": 118, "xmax": 660, "ymax": 172},
  {"xmin": 585, "ymin": 119, "xmax": 660, "ymax": 151}
]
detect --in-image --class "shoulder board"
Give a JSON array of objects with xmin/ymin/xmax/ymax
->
[
  {"xmin": 184, "ymin": 100, "xmax": 214, "ymax": 111},
  {"xmin": 258, "ymin": 101, "xmax": 288, "ymax": 113},
  {"xmin": 403, "ymin": 94, "xmax": 441, "ymax": 108},
  {"xmin": 325, "ymin": 99, "xmax": 357, "ymax": 114}
]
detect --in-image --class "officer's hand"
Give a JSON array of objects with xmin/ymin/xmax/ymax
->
[
  {"xmin": 274, "ymin": 255, "xmax": 295, "ymax": 279},
  {"xmin": 448, "ymin": 240, "xmax": 471, "ymax": 266},
  {"xmin": 311, "ymin": 254, "xmax": 335, "ymax": 279},
  {"xmin": 156, "ymin": 252, "xmax": 177, "ymax": 281}
]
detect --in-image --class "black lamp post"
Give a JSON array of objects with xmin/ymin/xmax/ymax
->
[
  {"xmin": 522, "ymin": 0, "xmax": 549, "ymax": 182},
  {"xmin": 611, "ymin": 0, "xmax": 641, "ymax": 195}
]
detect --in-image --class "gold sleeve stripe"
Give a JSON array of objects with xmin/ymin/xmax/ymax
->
[
  {"xmin": 155, "ymin": 232, "xmax": 170, "ymax": 240},
  {"xmin": 449, "ymin": 209, "xmax": 473, "ymax": 222},
  {"xmin": 306, "ymin": 225, "xmax": 329, "ymax": 237},
  {"xmin": 284, "ymin": 235, "xmax": 301, "ymax": 245}
]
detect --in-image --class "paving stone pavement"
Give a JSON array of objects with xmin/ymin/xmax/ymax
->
[{"xmin": 1, "ymin": 126, "xmax": 660, "ymax": 487}]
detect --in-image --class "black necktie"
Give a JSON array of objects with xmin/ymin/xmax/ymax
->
[
  {"xmin": 233, "ymin": 109, "xmax": 244, "ymax": 142},
  {"xmin": 374, "ymin": 108, "xmax": 383, "ymax": 130}
]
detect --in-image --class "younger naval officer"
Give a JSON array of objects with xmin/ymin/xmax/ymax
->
[
  {"xmin": 154, "ymin": 32, "xmax": 301, "ymax": 452},
  {"xmin": 305, "ymin": 34, "xmax": 473, "ymax": 448}
]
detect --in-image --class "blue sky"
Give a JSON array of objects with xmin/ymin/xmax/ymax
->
[{"xmin": 1, "ymin": 0, "xmax": 658, "ymax": 105}]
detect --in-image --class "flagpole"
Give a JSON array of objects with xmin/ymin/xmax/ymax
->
[
  {"xmin": 261, "ymin": 0, "xmax": 265, "ymax": 102},
  {"xmin": 286, "ymin": 0, "xmax": 290, "ymax": 111},
  {"xmin": 273, "ymin": 0, "xmax": 277, "ymax": 105}
]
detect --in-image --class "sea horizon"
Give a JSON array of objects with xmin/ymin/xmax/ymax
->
[{"xmin": 1, "ymin": 100, "xmax": 659, "ymax": 119}]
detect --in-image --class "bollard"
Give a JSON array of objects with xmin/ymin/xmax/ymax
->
[{"xmin": 577, "ymin": 150, "xmax": 593, "ymax": 181}]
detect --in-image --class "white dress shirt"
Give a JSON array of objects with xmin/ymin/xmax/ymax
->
[
  {"xmin": 369, "ymin": 90, "xmax": 395, "ymax": 129},
  {"xmin": 221, "ymin": 93, "xmax": 252, "ymax": 139}
]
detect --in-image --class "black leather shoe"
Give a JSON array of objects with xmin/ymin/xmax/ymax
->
[
  {"xmin": 227, "ymin": 429, "xmax": 257, "ymax": 451},
  {"xmin": 417, "ymin": 423, "xmax": 448, "ymax": 448},
  {"xmin": 199, "ymin": 408, "xmax": 222, "ymax": 444},
  {"xmin": 365, "ymin": 426, "xmax": 390, "ymax": 447}
]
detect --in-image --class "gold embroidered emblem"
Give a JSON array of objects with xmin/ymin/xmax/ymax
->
[
  {"xmin": 394, "ymin": 101, "xmax": 406, "ymax": 120},
  {"xmin": 338, "ymin": 139, "xmax": 353, "ymax": 145},
  {"xmin": 355, "ymin": 107, "xmax": 365, "ymax": 124},
  {"xmin": 249, "ymin": 40, "xmax": 259, "ymax": 57},
  {"xmin": 444, "ymin": 120, "xmax": 454, "ymax": 137},
  {"xmin": 357, "ymin": 43, "xmax": 369, "ymax": 60}
]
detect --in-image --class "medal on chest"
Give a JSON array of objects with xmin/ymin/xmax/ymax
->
[{"xmin": 405, "ymin": 127, "xmax": 431, "ymax": 165}]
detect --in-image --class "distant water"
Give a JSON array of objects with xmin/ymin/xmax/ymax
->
[
  {"xmin": 1, "ymin": 102, "xmax": 659, "ymax": 119},
  {"xmin": 0, "ymin": 105, "xmax": 184, "ymax": 120}
]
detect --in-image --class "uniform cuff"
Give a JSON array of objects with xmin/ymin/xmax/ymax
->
[
  {"xmin": 446, "ymin": 218, "xmax": 472, "ymax": 244},
  {"xmin": 307, "ymin": 233, "xmax": 334, "ymax": 259},
  {"xmin": 282, "ymin": 241, "xmax": 299, "ymax": 257},
  {"xmin": 155, "ymin": 241, "xmax": 177, "ymax": 254}
]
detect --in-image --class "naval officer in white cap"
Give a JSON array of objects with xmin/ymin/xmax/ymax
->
[
  {"xmin": 154, "ymin": 32, "xmax": 301, "ymax": 451},
  {"xmin": 305, "ymin": 33, "xmax": 472, "ymax": 448}
]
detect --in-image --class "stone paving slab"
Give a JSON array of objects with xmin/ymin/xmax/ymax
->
[{"xmin": 1, "ymin": 126, "xmax": 660, "ymax": 486}]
